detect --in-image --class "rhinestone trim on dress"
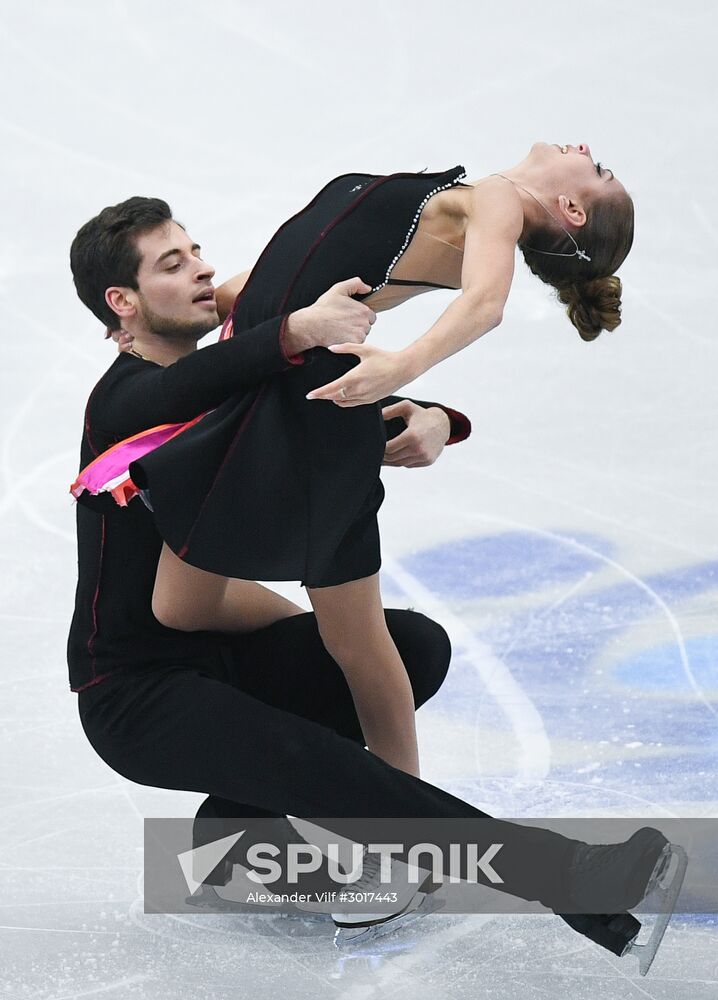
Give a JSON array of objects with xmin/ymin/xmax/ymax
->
[{"xmin": 369, "ymin": 171, "xmax": 468, "ymax": 294}]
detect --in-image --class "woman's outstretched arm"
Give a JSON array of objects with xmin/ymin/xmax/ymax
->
[{"xmin": 306, "ymin": 178, "xmax": 524, "ymax": 406}]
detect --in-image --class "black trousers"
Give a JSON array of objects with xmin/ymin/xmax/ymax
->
[{"xmin": 78, "ymin": 610, "xmax": 573, "ymax": 905}]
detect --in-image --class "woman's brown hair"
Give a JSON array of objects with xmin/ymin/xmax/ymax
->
[{"xmin": 520, "ymin": 188, "xmax": 635, "ymax": 341}]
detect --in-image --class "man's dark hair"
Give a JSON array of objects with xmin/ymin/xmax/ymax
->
[{"xmin": 70, "ymin": 196, "xmax": 175, "ymax": 328}]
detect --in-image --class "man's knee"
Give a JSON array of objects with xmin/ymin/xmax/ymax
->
[
  {"xmin": 386, "ymin": 609, "xmax": 451, "ymax": 707},
  {"xmin": 415, "ymin": 614, "xmax": 451, "ymax": 703}
]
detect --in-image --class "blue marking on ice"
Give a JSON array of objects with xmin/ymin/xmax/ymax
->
[
  {"xmin": 676, "ymin": 914, "xmax": 718, "ymax": 927},
  {"xmin": 401, "ymin": 531, "xmax": 612, "ymax": 598},
  {"xmin": 613, "ymin": 635, "xmax": 718, "ymax": 692},
  {"xmin": 643, "ymin": 561, "xmax": 718, "ymax": 602},
  {"xmin": 402, "ymin": 533, "xmax": 718, "ymax": 797}
]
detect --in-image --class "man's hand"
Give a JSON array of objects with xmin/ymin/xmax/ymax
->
[
  {"xmin": 283, "ymin": 277, "xmax": 377, "ymax": 355},
  {"xmin": 382, "ymin": 400, "xmax": 452, "ymax": 468}
]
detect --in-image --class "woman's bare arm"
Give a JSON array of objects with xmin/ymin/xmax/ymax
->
[
  {"xmin": 306, "ymin": 179, "xmax": 524, "ymax": 406},
  {"xmin": 401, "ymin": 179, "xmax": 522, "ymax": 374},
  {"xmin": 215, "ymin": 270, "xmax": 251, "ymax": 322}
]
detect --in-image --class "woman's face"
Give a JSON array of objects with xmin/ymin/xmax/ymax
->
[{"xmin": 528, "ymin": 141, "xmax": 624, "ymax": 202}]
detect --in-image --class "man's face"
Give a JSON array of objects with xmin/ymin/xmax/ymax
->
[{"xmin": 131, "ymin": 222, "xmax": 219, "ymax": 339}]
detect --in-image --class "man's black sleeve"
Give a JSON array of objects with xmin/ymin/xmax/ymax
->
[
  {"xmin": 380, "ymin": 395, "xmax": 472, "ymax": 445},
  {"xmin": 89, "ymin": 316, "xmax": 302, "ymax": 444}
]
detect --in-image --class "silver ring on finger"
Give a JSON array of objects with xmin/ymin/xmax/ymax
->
[{"xmin": 339, "ymin": 388, "xmax": 348, "ymax": 401}]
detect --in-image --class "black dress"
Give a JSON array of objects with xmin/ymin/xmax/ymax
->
[{"xmin": 130, "ymin": 166, "xmax": 467, "ymax": 587}]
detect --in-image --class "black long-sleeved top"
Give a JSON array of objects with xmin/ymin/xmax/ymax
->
[{"xmin": 68, "ymin": 320, "xmax": 470, "ymax": 692}]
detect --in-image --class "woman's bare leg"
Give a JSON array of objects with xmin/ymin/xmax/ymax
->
[
  {"xmin": 152, "ymin": 543, "xmax": 304, "ymax": 632},
  {"xmin": 307, "ymin": 573, "xmax": 420, "ymax": 777}
]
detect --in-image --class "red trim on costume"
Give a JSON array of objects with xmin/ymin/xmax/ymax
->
[
  {"xmin": 74, "ymin": 418, "xmax": 203, "ymax": 478},
  {"xmin": 219, "ymin": 312, "xmax": 234, "ymax": 341},
  {"xmin": 440, "ymin": 405, "xmax": 472, "ymax": 445},
  {"xmin": 87, "ymin": 514, "xmax": 106, "ymax": 684},
  {"xmin": 109, "ymin": 477, "xmax": 140, "ymax": 507},
  {"xmin": 71, "ymin": 669, "xmax": 123, "ymax": 693},
  {"xmin": 277, "ymin": 176, "xmax": 389, "ymax": 314},
  {"xmin": 232, "ymin": 171, "xmax": 377, "ymax": 310},
  {"xmin": 221, "ymin": 301, "xmax": 303, "ymax": 365},
  {"xmin": 70, "ymin": 411, "xmax": 208, "ymax": 504},
  {"xmin": 279, "ymin": 314, "xmax": 305, "ymax": 365},
  {"xmin": 84, "ymin": 379, "xmax": 106, "ymax": 458}
]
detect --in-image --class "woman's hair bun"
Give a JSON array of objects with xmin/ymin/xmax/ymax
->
[{"xmin": 557, "ymin": 275, "xmax": 623, "ymax": 341}]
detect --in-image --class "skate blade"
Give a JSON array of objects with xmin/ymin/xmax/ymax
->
[
  {"xmin": 623, "ymin": 845, "xmax": 688, "ymax": 976},
  {"xmin": 333, "ymin": 891, "xmax": 444, "ymax": 951}
]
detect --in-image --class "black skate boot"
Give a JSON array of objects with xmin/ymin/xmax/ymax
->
[
  {"xmin": 559, "ymin": 912, "xmax": 641, "ymax": 957},
  {"xmin": 561, "ymin": 827, "xmax": 688, "ymax": 975},
  {"xmin": 186, "ymin": 815, "xmax": 335, "ymax": 916},
  {"xmin": 565, "ymin": 827, "xmax": 671, "ymax": 912}
]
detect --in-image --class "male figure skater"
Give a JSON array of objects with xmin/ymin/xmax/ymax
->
[
  {"xmin": 68, "ymin": 197, "xmax": 679, "ymax": 972},
  {"xmin": 68, "ymin": 195, "xmax": 470, "ymax": 880}
]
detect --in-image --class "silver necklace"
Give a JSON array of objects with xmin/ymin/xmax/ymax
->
[{"xmin": 493, "ymin": 174, "xmax": 592, "ymax": 262}]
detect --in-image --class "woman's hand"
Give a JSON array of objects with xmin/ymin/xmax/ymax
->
[
  {"xmin": 305, "ymin": 343, "xmax": 411, "ymax": 406},
  {"xmin": 105, "ymin": 327, "xmax": 135, "ymax": 353}
]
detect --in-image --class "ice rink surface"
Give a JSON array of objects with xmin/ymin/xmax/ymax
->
[{"xmin": 1, "ymin": 0, "xmax": 717, "ymax": 996}]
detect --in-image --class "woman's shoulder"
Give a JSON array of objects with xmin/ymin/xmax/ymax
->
[
  {"xmin": 465, "ymin": 175, "xmax": 524, "ymax": 232},
  {"xmin": 466, "ymin": 173, "xmax": 520, "ymax": 197}
]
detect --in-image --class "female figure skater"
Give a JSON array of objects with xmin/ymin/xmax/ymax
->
[{"xmin": 76, "ymin": 142, "xmax": 633, "ymax": 783}]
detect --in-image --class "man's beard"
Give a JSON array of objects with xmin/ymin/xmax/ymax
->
[{"xmin": 137, "ymin": 294, "xmax": 219, "ymax": 341}]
